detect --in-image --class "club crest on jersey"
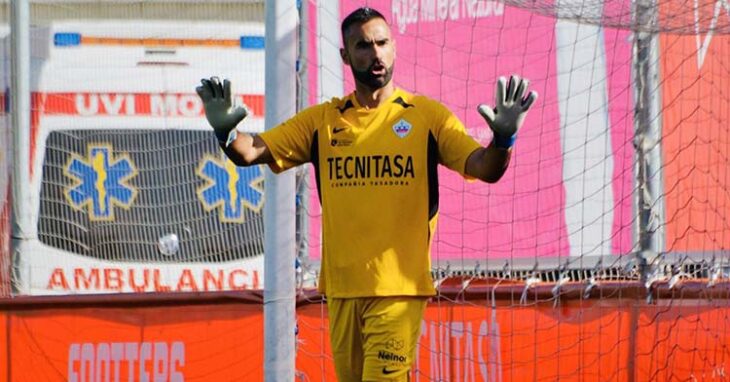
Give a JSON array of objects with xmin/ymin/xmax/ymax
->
[{"xmin": 392, "ymin": 119, "xmax": 412, "ymax": 138}]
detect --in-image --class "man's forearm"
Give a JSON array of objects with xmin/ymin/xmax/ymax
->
[
  {"xmin": 219, "ymin": 140, "xmax": 248, "ymax": 166},
  {"xmin": 220, "ymin": 132, "xmax": 272, "ymax": 166},
  {"xmin": 465, "ymin": 144, "xmax": 512, "ymax": 183}
]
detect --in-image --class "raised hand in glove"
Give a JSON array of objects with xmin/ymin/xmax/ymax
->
[
  {"xmin": 195, "ymin": 77, "xmax": 248, "ymax": 143},
  {"xmin": 477, "ymin": 75, "xmax": 538, "ymax": 149}
]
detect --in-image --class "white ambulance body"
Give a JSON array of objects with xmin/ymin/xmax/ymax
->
[{"xmin": 9, "ymin": 21, "xmax": 268, "ymax": 295}]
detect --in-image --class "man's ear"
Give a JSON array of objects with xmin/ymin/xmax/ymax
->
[{"xmin": 340, "ymin": 47, "xmax": 350, "ymax": 66}]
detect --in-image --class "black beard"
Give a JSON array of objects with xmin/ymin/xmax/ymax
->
[{"xmin": 350, "ymin": 63, "xmax": 394, "ymax": 91}]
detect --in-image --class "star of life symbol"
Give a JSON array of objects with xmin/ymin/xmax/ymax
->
[
  {"xmin": 392, "ymin": 119, "xmax": 412, "ymax": 138},
  {"xmin": 64, "ymin": 144, "xmax": 137, "ymax": 221},
  {"xmin": 196, "ymin": 154, "xmax": 264, "ymax": 223}
]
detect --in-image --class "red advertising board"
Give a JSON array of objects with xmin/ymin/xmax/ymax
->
[
  {"xmin": 3, "ymin": 288, "xmax": 724, "ymax": 381},
  {"xmin": 296, "ymin": 291, "xmax": 730, "ymax": 381},
  {"xmin": 1, "ymin": 294, "xmax": 264, "ymax": 382}
]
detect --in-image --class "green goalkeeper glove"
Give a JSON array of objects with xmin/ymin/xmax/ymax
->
[
  {"xmin": 477, "ymin": 75, "xmax": 538, "ymax": 148},
  {"xmin": 195, "ymin": 77, "xmax": 248, "ymax": 143}
]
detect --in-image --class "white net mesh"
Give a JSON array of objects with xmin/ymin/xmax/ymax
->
[
  {"xmin": 292, "ymin": 1, "xmax": 730, "ymax": 380},
  {"xmin": 503, "ymin": 0, "xmax": 730, "ymax": 34},
  {"xmin": 1, "ymin": 0, "xmax": 729, "ymax": 380},
  {"xmin": 7, "ymin": 2, "xmax": 270, "ymax": 294}
]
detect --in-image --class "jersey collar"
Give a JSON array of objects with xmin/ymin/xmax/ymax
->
[{"xmin": 349, "ymin": 88, "xmax": 404, "ymax": 112}]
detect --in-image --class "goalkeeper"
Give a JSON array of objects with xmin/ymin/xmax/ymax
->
[{"xmin": 196, "ymin": 7, "xmax": 537, "ymax": 382}]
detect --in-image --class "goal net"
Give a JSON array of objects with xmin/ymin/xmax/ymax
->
[
  {"xmin": 3, "ymin": 2, "xmax": 271, "ymax": 294},
  {"xmin": 293, "ymin": 0, "xmax": 730, "ymax": 292},
  {"xmin": 293, "ymin": 0, "xmax": 730, "ymax": 380},
  {"xmin": 1, "ymin": 0, "xmax": 728, "ymax": 380}
]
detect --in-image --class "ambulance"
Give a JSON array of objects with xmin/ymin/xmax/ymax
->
[{"xmin": 6, "ymin": 21, "xmax": 268, "ymax": 295}]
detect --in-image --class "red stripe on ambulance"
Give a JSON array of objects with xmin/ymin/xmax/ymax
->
[{"xmin": 36, "ymin": 92, "xmax": 264, "ymax": 117}]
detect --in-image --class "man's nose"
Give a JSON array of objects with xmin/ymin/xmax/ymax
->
[{"xmin": 373, "ymin": 44, "xmax": 385, "ymax": 59}]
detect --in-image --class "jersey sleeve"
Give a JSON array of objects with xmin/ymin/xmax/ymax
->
[
  {"xmin": 431, "ymin": 102, "xmax": 482, "ymax": 176},
  {"xmin": 258, "ymin": 104, "xmax": 321, "ymax": 173}
]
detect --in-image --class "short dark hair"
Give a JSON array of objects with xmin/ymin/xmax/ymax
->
[{"xmin": 341, "ymin": 7, "xmax": 387, "ymax": 44}]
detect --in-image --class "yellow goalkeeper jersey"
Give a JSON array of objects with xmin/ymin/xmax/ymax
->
[{"xmin": 259, "ymin": 88, "xmax": 481, "ymax": 298}]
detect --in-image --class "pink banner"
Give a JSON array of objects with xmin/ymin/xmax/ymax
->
[
  {"xmin": 306, "ymin": 1, "xmax": 635, "ymax": 261},
  {"xmin": 603, "ymin": 27, "xmax": 635, "ymax": 256}
]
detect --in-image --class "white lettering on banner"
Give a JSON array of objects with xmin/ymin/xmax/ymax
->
[
  {"xmin": 68, "ymin": 341, "xmax": 185, "ymax": 382},
  {"xmin": 417, "ymin": 319, "xmax": 502, "ymax": 382},
  {"xmin": 76, "ymin": 94, "xmax": 136, "ymax": 116},
  {"xmin": 694, "ymin": 0, "xmax": 730, "ymax": 69},
  {"xmin": 148, "ymin": 94, "xmax": 243, "ymax": 117},
  {"xmin": 75, "ymin": 94, "xmax": 98, "ymax": 116},
  {"xmin": 64, "ymin": 93, "xmax": 259, "ymax": 117},
  {"xmin": 125, "ymin": 94, "xmax": 136, "ymax": 115},
  {"xmin": 46, "ymin": 267, "xmax": 261, "ymax": 292},
  {"xmin": 392, "ymin": 0, "xmax": 504, "ymax": 33},
  {"xmin": 150, "ymin": 94, "xmax": 182, "ymax": 116},
  {"xmin": 101, "ymin": 94, "xmax": 127, "ymax": 115},
  {"xmin": 178, "ymin": 95, "xmax": 200, "ymax": 117}
]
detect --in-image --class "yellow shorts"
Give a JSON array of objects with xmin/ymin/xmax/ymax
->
[{"xmin": 327, "ymin": 296, "xmax": 427, "ymax": 382}]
